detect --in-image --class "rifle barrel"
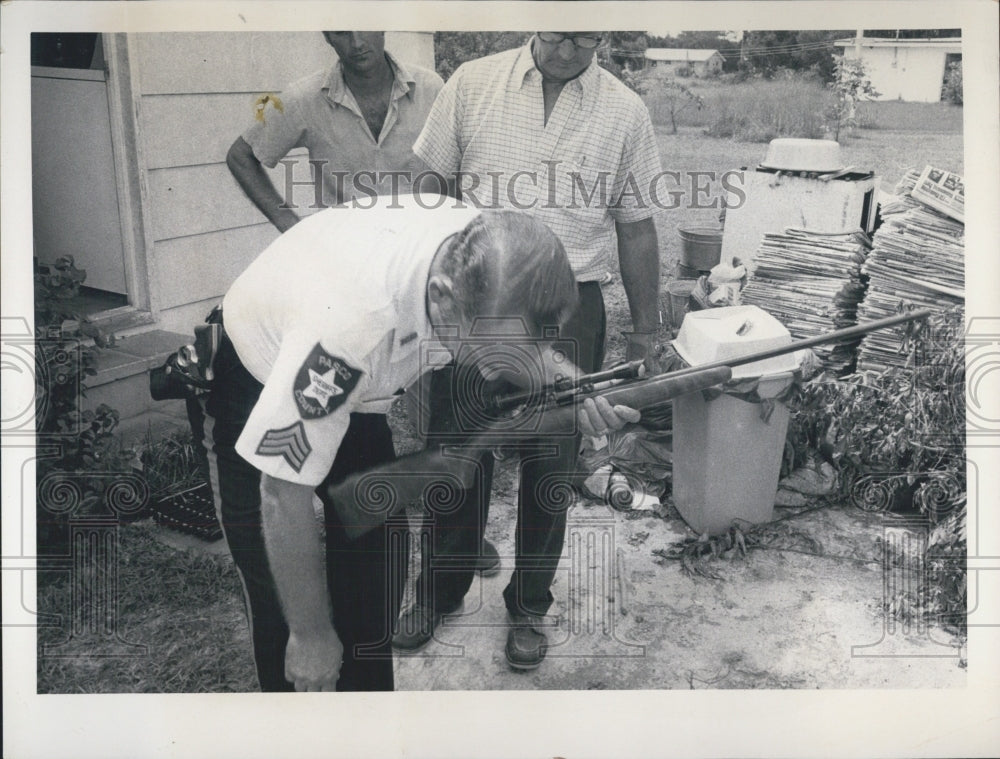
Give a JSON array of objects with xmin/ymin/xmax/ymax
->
[{"xmin": 668, "ymin": 308, "xmax": 933, "ymax": 377}]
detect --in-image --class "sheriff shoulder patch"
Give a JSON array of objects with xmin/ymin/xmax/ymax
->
[
  {"xmin": 257, "ymin": 421, "xmax": 311, "ymax": 473},
  {"xmin": 293, "ymin": 344, "xmax": 362, "ymax": 420}
]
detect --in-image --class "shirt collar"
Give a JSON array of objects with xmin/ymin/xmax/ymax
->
[
  {"xmin": 324, "ymin": 50, "xmax": 415, "ymax": 106},
  {"xmin": 511, "ymin": 37, "xmax": 600, "ymax": 94}
]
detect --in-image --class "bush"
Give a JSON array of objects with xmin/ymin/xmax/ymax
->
[
  {"xmin": 785, "ymin": 308, "xmax": 966, "ymax": 635},
  {"xmin": 675, "ymin": 65, "xmax": 693, "ymax": 78},
  {"xmin": 629, "ymin": 68, "xmax": 704, "ymax": 134},
  {"xmin": 699, "ymin": 76, "xmax": 833, "ymax": 141},
  {"xmin": 433, "ymin": 32, "xmax": 527, "ymax": 79},
  {"xmin": 34, "ymin": 257, "xmax": 128, "ymax": 552},
  {"xmin": 785, "ymin": 308, "xmax": 965, "ymax": 519},
  {"xmin": 826, "ymin": 57, "xmax": 880, "ymax": 140},
  {"xmin": 941, "ymin": 60, "xmax": 963, "ymax": 105}
]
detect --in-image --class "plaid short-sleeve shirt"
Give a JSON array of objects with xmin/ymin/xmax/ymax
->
[{"xmin": 414, "ymin": 43, "xmax": 663, "ymax": 282}]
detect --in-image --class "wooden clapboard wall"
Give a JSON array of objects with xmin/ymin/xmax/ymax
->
[{"xmin": 130, "ymin": 32, "xmax": 343, "ymax": 332}]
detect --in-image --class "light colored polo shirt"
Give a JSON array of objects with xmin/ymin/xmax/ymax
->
[
  {"xmin": 224, "ymin": 199, "xmax": 478, "ymax": 485},
  {"xmin": 414, "ymin": 42, "xmax": 663, "ymax": 282},
  {"xmin": 243, "ymin": 52, "xmax": 443, "ymax": 206}
]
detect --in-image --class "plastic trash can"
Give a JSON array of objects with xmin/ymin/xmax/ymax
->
[{"xmin": 670, "ymin": 306, "xmax": 798, "ymax": 535}]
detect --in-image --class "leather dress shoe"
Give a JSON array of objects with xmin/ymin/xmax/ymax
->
[
  {"xmin": 476, "ymin": 539, "xmax": 501, "ymax": 577},
  {"xmin": 392, "ymin": 601, "xmax": 462, "ymax": 651},
  {"xmin": 505, "ymin": 612, "xmax": 550, "ymax": 670}
]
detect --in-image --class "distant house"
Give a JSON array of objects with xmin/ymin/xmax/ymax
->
[
  {"xmin": 833, "ymin": 37, "xmax": 962, "ymax": 102},
  {"xmin": 644, "ymin": 48, "xmax": 725, "ymax": 77}
]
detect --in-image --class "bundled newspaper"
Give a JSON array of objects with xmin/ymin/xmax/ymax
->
[
  {"xmin": 909, "ymin": 165, "xmax": 964, "ymax": 223},
  {"xmin": 855, "ymin": 167, "xmax": 964, "ymax": 372}
]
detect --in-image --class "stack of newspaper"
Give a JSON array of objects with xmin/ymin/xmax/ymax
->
[
  {"xmin": 741, "ymin": 228, "xmax": 871, "ymax": 374},
  {"xmin": 855, "ymin": 166, "xmax": 965, "ymax": 373}
]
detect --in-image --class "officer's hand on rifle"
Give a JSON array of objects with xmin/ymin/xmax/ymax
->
[{"xmin": 577, "ymin": 396, "xmax": 640, "ymax": 437}]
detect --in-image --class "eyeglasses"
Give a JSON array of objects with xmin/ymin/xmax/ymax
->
[{"xmin": 537, "ymin": 32, "xmax": 602, "ymax": 49}]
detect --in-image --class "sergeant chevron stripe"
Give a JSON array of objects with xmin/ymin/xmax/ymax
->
[{"xmin": 256, "ymin": 421, "xmax": 312, "ymax": 473}]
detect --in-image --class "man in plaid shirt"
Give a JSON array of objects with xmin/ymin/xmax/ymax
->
[{"xmin": 393, "ymin": 32, "xmax": 663, "ymax": 670}]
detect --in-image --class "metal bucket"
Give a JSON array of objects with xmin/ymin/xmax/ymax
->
[
  {"xmin": 678, "ymin": 226, "xmax": 723, "ymax": 271},
  {"xmin": 666, "ymin": 279, "xmax": 697, "ymax": 328}
]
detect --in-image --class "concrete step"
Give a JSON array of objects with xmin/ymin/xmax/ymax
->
[{"xmin": 84, "ymin": 329, "xmax": 192, "ymax": 433}]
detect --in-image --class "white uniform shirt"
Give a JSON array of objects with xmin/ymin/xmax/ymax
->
[
  {"xmin": 223, "ymin": 199, "xmax": 479, "ymax": 486},
  {"xmin": 414, "ymin": 42, "xmax": 663, "ymax": 282}
]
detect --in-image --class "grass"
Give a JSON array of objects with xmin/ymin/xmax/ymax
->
[
  {"xmin": 37, "ymin": 523, "xmax": 257, "ymax": 693},
  {"xmin": 36, "ymin": 81, "xmax": 964, "ymax": 694},
  {"xmin": 642, "ymin": 75, "xmax": 963, "ymax": 144}
]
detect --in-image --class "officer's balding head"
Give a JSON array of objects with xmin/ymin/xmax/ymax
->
[{"xmin": 429, "ymin": 210, "xmax": 578, "ymax": 337}]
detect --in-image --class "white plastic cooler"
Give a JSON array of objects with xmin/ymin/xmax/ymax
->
[{"xmin": 671, "ymin": 306, "xmax": 797, "ymax": 535}]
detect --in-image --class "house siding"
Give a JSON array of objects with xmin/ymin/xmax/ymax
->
[
  {"xmin": 840, "ymin": 41, "xmax": 961, "ymax": 102},
  {"xmin": 128, "ymin": 32, "xmax": 432, "ymax": 333}
]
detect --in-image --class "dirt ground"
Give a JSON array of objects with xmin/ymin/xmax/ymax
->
[{"xmin": 390, "ymin": 473, "xmax": 965, "ymax": 691}]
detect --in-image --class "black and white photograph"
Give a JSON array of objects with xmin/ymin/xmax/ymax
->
[{"xmin": 2, "ymin": 1, "xmax": 998, "ymax": 757}]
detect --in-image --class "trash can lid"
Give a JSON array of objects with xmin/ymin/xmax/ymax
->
[{"xmin": 671, "ymin": 305, "xmax": 799, "ymax": 379}]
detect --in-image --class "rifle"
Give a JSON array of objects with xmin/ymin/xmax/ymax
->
[
  {"xmin": 329, "ymin": 364, "xmax": 731, "ymax": 539},
  {"xmin": 328, "ymin": 307, "xmax": 933, "ymax": 539}
]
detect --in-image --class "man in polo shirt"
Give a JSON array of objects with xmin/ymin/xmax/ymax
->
[
  {"xmin": 203, "ymin": 200, "xmax": 640, "ymax": 692},
  {"xmin": 394, "ymin": 32, "xmax": 663, "ymax": 670},
  {"xmin": 226, "ymin": 31, "xmax": 442, "ymax": 231}
]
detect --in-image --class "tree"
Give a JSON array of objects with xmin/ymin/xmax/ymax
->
[
  {"xmin": 626, "ymin": 68, "xmax": 704, "ymax": 134},
  {"xmin": 433, "ymin": 32, "xmax": 528, "ymax": 79},
  {"xmin": 865, "ymin": 29, "xmax": 961, "ymax": 39},
  {"xmin": 827, "ymin": 57, "xmax": 880, "ymax": 139},
  {"xmin": 941, "ymin": 60, "xmax": 963, "ymax": 105},
  {"xmin": 739, "ymin": 30, "xmax": 852, "ymax": 81}
]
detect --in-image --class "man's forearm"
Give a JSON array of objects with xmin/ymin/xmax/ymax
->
[
  {"xmin": 616, "ymin": 217, "xmax": 661, "ymax": 332},
  {"xmin": 260, "ymin": 474, "xmax": 332, "ymax": 634},
  {"xmin": 227, "ymin": 137, "xmax": 300, "ymax": 233}
]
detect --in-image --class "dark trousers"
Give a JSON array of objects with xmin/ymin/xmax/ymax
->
[
  {"xmin": 202, "ymin": 334, "xmax": 405, "ymax": 691},
  {"xmin": 414, "ymin": 282, "xmax": 606, "ymax": 617}
]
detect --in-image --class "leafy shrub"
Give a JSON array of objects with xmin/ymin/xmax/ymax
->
[
  {"xmin": 826, "ymin": 57, "xmax": 881, "ymax": 139},
  {"xmin": 785, "ymin": 308, "xmax": 965, "ymax": 519},
  {"xmin": 34, "ymin": 256, "xmax": 127, "ymax": 551},
  {"xmin": 785, "ymin": 309, "xmax": 966, "ymax": 635},
  {"xmin": 941, "ymin": 60, "xmax": 963, "ymax": 105},
  {"xmin": 674, "ymin": 65, "xmax": 693, "ymax": 78},
  {"xmin": 699, "ymin": 76, "xmax": 833, "ymax": 141},
  {"xmin": 627, "ymin": 68, "xmax": 704, "ymax": 134}
]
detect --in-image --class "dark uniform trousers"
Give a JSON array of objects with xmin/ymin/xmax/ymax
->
[
  {"xmin": 415, "ymin": 282, "xmax": 606, "ymax": 618},
  {"xmin": 202, "ymin": 332, "xmax": 406, "ymax": 692}
]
